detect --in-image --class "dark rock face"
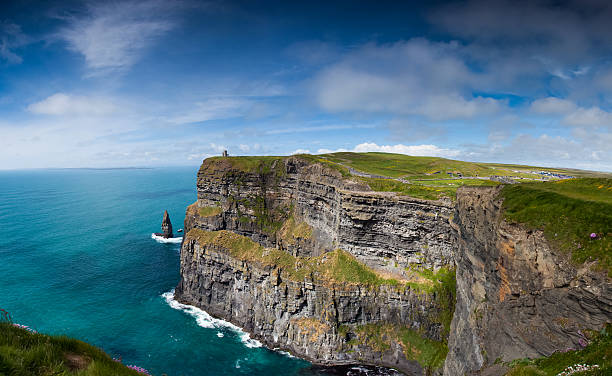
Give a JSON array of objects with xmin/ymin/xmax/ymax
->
[
  {"xmin": 175, "ymin": 157, "xmax": 455, "ymax": 375},
  {"xmin": 175, "ymin": 236, "xmax": 442, "ymax": 375},
  {"xmin": 161, "ymin": 210, "xmax": 173, "ymax": 238},
  {"xmin": 444, "ymin": 186, "xmax": 612, "ymax": 375},
  {"xmin": 192, "ymin": 157, "xmax": 454, "ymax": 274},
  {"xmin": 174, "ymin": 157, "xmax": 611, "ymax": 375}
]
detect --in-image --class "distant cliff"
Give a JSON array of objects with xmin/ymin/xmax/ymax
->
[{"xmin": 174, "ymin": 155, "xmax": 611, "ymax": 375}]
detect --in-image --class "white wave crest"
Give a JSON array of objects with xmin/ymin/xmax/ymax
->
[
  {"xmin": 151, "ymin": 233, "xmax": 183, "ymax": 243},
  {"xmin": 161, "ymin": 290, "xmax": 262, "ymax": 348}
]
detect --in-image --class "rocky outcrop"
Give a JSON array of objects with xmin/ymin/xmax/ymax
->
[
  {"xmin": 191, "ymin": 157, "xmax": 454, "ymax": 275},
  {"xmin": 174, "ymin": 156, "xmax": 610, "ymax": 375},
  {"xmin": 161, "ymin": 210, "xmax": 173, "ymax": 238},
  {"xmin": 175, "ymin": 231, "xmax": 448, "ymax": 374},
  {"xmin": 175, "ymin": 156, "xmax": 456, "ymax": 375},
  {"xmin": 444, "ymin": 186, "xmax": 612, "ymax": 375}
]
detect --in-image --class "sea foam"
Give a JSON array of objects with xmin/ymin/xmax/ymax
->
[
  {"xmin": 162, "ymin": 290, "xmax": 262, "ymax": 348},
  {"xmin": 151, "ymin": 233, "xmax": 183, "ymax": 243}
]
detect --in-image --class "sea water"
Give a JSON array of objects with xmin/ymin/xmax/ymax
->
[{"xmin": 0, "ymin": 167, "xmax": 341, "ymax": 376}]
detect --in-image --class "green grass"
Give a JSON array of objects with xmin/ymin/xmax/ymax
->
[
  {"xmin": 343, "ymin": 323, "xmax": 448, "ymax": 371},
  {"xmin": 321, "ymin": 152, "xmax": 606, "ymax": 180},
  {"xmin": 186, "ymin": 229, "xmax": 401, "ymax": 285},
  {"xmin": 504, "ymin": 324, "xmax": 611, "ymax": 375},
  {"xmin": 204, "ymin": 156, "xmax": 287, "ymax": 175},
  {"xmin": 406, "ymin": 267, "xmax": 457, "ymax": 338},
  {"xmin": 198, "ymin": 205, "xmax": 222, "ymax": 217},
  {"xmin": 501, "ymin": 178, "xmax": 612, "ymax": 275},
  {"xmin": 293, "ymin": 154, "xmax": 351, "ymax": 177},
  {"xmin": 0, "ymin": 322, "xmax": 146, "ymax": 376},
  {"xmin": 359, "ymin": 177, "xmax": 457, "ymax": 200},
  {"xmin": 277, "ymin": 216, "xmax": 313, "ymax": 245}
]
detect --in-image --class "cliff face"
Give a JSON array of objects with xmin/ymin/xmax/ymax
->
[
  {"xmin": 191, "ymin": 157, "xmax": 454, "ymax": 277},
  {"xmin": 176, "ymin": 233, "xmax": 445, "ymax": 374},
  {"xmin": 175, "ymin": 157, "xmax": 456, "ymax": 374},
  {"xmin": 174, "ymin": 157, "xmax": 610, "ymax": 375},
  {"xmin": 444, "ymin": 186, "xmax": 612, "ymax": 375}
]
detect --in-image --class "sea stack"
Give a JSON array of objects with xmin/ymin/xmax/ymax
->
[{"xmin": 161, "ymin": 210, "xmax": 173, "ymax": 238}]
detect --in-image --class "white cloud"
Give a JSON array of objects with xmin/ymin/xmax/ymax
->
[
  {"xmin": 58, "ymin": 0, "xmax": 177, "ymax": 74},
  {"xmin": 0, "ymin": 22, "xmax": 30, "ymax": 64},
  {"xmin": 167, "ymin": 98, "xmax": 251, "ymax": 124},
  {"xmin": 317, "ymin": 142, "xmax": 460, "ymax": 158},
  {"xmin": 311, "ymin": 39, "xmax": 504, "ymax": 121},
  {"xmin": 291, "ymin": 149, "xmax": 311, "ymax": 155},
  {"xmin": 530, "ymin": 97, "xmax": 612, "ymax": 128},
  {"xmin": 530, "ymin": 97, "xmax": 577, "ymax": 115},
  {"xmin": 352, "ymin": 142, "xmax": 460, "ymax": 157},
  {"xmin": 239, "ymin": 144, "xmax": 250, "ymax": 152},
  {"xmin": 462, "ymin": 133, "xmax": 612, "ymax": 171},
  {"xmin": 27, "ymin": 93, "xmax": 115, "ymax": 116},
  {"xmin": 563, "ymin": 106, "xmax": 612, "ymax": 127}
]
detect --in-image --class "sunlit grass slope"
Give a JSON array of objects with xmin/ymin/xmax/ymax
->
[
  {"xmin": 0, "ymin": 322, "xmax": 147, "ymax": 376},
  {"xmin": 501, "ymin": 178, "xmax": 612, "ymax": 274}
]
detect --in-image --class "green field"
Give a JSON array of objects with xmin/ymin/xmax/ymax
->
[
  {"xmin": 207, "ymin": 152, "xmax": 610, "ymax": 201},
  {"xmin": 501, "ymin": 178, "xmax": 612, "ymax": 275},
  {"xmin": 0, "ymin": 322, "xmax": 146, "ymax": 376},
  {"xmin": 318, "ymin": 152, "xmax": 599, "ymax": 179}
]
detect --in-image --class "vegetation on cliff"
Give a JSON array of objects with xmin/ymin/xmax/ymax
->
[
  {"xmin": 501, "ymin": 178, "xmax": 612, "ymax": 274},
  {"xmin": 504, "ymin": 324, "xmax": 611, "ymax": 375},
  {"xmin": 0, "ymin": 322, "xmax": 148, "ymax": 376},
  {"xmin": 339, "ymin": 322, "xmax": 448, "ymax": 371},
  {"xmin": 186, "ymin": 228, "xmax": 401, "ymax": 285},
  {"xmin": 198, "ymin": 205, "xmax": 222, "ymax": 217}
]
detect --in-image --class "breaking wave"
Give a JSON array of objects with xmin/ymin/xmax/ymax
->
[
  {"xmin": 161, "ymin": 290, "xmax": 262, "ymax": 348},
  {"xmin": 151, "ymin": 233, "xmax": 183, "ymax": 243}
]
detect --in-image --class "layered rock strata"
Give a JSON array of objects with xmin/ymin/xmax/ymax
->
[
  {"xmin": 444, "ymin": 186, "xmax": 612, "ymax": 375},
  {"xmin": 175, "ymin": 156, "xmax": 456, "ymax": 375}
]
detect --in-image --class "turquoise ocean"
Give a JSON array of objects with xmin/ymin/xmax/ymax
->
[{"xmin": 0, "ymin": 167, "xmax": 384, "ymax": 376}]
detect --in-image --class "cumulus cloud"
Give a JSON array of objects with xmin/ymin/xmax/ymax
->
[
  {"xmin": 530, "ymin": 97, "xmax": 577, "ymax": 115},
  {"xmin": 563, "ymin": 107, "xmax": 612, "ymax": 128},
  {"xmin": 530, "ymin": 97, "xmax": 612, "ymax": 128},
  {"xmin": 430, "ymin": 0, "xmax": 612, "ymax": 65},
  {"xmin": 318, "ymin": 142, "xmax": 460, "ymax": 158},
  {"xmin": 27, "ymin": 93, "xmax": 115, "ymax": 116},
  {"xmin": 462, "ymin": 132, "xmax": 612, "ymax": 171},
  {"xmin": 311, "ymin": 39, "xmax": 505, "ymax": 121},
  {"xmin": 58, "ymin": 0, "xmax": 181, "ymax": 74}
]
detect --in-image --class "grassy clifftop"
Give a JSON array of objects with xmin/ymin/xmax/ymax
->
[
  {"xmin": 501, "ymin": 178, "xmax": 612, "ymax": 275},
  {"xmin": 0, "ymin": 322, "xmax": 149, "ymax": 376},
  {"xmin": 199, "ymin": 152, "xmax": 609, "ymax": 201}
]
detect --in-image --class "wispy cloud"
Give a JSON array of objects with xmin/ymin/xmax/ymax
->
[
  {"xmin": 1, "ymin": 21, "xmax": 30, "ymax": 64},
  {"xmin": 57, "ymin": 0, "xmax": 181, "ymax": 74},
  {"xmin": 27, "ymin": 93, "xmax": 116, "ymax": 116},
  {"xmin": 166, "ymin": 98, "xmax": 251, "ymax": 125}
]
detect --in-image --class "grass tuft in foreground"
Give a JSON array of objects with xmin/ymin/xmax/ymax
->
[
  {"xmin": 501, "ymin": 178, "xmax": 612, "ymax": 275},
  {"xmin": 0, "ymin": 321, "xmax": 148, "ymax": 376}
]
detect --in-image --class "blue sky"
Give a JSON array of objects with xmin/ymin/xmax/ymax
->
[{"xmin": 1, "ymin": 0, "xmax": 611, "ymax": 171}]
